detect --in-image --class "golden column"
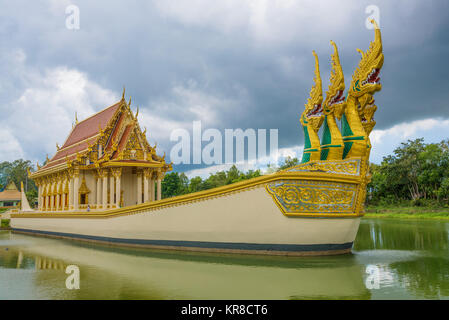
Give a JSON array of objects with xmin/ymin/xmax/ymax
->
[
  {"xmin": 109, "ymin": 170, "xmax": 115, "ymax": 208},
  {"xmin": 45, "ymin": 180, "xmax": 50, "ymax": 211},
  {"xmin": 55, "ymin": 177, "xmax": 61, "ymax": 211},
  {"xmin": 112, "ymin": 168, "xmax": 122, "ymax": 208},
  {"xmin": 62, "ymin": 178, "xmax": 67, "ymax": 211},
  {"xmin": 68, "ymin": 172, "xmax": 73, "ymax": 210},
  {"xmin": 49, "ymin": 178, "xmax": 55, "ymax": 211},
  {"xmin": 73, "ymin": 169, "xmax": 80, "ymax": 211}
]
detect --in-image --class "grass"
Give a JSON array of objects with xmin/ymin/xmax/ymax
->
[
  {"xmin": 0, "ymin": 219, "xmax": 10, "ymax": 229},
  {"xmin": 365, "ymin": 205, "xmax": 449, "ymax": 220}
]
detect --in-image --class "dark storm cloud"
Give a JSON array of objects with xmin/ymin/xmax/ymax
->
[{"xmin": 1, "ymin": 0, "xmax": 448, "ymax": 166}]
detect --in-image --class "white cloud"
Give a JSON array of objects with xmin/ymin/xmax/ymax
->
[
  {"xmin": 153, "ymin": 0, "xmax": 359, "ymax": 46},
  {"xmin": 0, "ymin": 128, "xmax": 25, "ymax": 161},
  {"xmin": 370, "ymin": 118, "xmax": 449, "ymax": 163},
  {"xmin": 0, "ymin": 50, "xmax": 119, "ymax": 163}
]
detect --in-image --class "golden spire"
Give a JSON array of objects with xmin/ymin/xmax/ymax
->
[
  {"xmin": 75, "ymin": 112, "xmax": 79, "ymax": 124},
  {"xmin": 128, "ymin": 96, "xmax": 132, "ymax": 109},
  {"xmin": 135, "ymin": 106, "xmax": 139, "ymax": 119},
  {"xmin": 122, "ymin": 86, "xmax": 126, "ymax": 100}
]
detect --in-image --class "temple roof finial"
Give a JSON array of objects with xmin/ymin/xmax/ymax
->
[
  {"xmin": 75, "ymin": 112, "xmax": 78, "ymax": 124},
  {"xmin": 122, "ymin": 86, "xmax": 126, "ymax": 100}
]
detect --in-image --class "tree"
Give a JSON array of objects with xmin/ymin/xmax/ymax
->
[
  {"xmin": 278, "ymin": 156, "xmax": 300, "ymax": 171},
  {"xmin": 0, "ymin": 159, "xmax": 36, "ymax": 193}
]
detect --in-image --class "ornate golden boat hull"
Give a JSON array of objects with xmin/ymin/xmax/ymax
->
[{"xmin": 11, "ymin": 159, "xmax": 365, "ymax": 256}]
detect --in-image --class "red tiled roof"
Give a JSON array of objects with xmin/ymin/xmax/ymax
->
[
  {"xmin": 62, "ymin": 102, "xmax": 121, "ymax": 148},
  {"xmin": 41, "ymin": 101, "xmax": 121, "ymax": 170}
]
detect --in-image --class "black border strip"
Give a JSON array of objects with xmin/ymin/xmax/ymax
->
[{"xmin": 12, "ymin": 228, "xmax": 353, "ymax": 252}]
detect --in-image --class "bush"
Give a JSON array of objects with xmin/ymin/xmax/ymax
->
[{"xmin": 0, "ymin": 219, "xmax": 10, "ymax": 229}]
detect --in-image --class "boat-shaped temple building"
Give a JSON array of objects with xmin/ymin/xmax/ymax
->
[
  {"xmin": 12, "ymin": 20, "xmax": 383, "ymax": 256},
  {"xmin": 29, "ymin": 91, "xmax": 172, "ymax": 212}
]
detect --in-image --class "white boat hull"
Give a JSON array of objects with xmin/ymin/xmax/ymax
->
[{"xmin": 11, "ymin": 182, "xmax": 361, "ymax": 256}]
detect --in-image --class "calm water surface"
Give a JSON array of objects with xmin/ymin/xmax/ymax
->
[{"xmin": 1, "ymin": 218, "xmax": 448, "ymax": 299}]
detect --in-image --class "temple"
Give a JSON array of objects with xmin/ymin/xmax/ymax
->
[
  {"xmin": 0, "ymin": 181, "xmax": 21, "ymax": 208},
  {"xmin": 28, "ymin": 90, "xmax": 172, "ymax": 212}
]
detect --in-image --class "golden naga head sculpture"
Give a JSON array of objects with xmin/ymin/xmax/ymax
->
[
  {"xmin": 323, "ymin": 40, "xmax": 346, "ymax": 120},
  {"xmin": 350, "ymin": 19, "xmax": 383, "ymax": 136},
  {"xmin": 300, "ymin": 50, "xmax": 324, "ymax": 131},
  {"xmin": 349, "ymin": 19, "xmax": 383, "ymax": 99}
]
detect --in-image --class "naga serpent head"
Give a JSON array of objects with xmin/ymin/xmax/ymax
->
[
  {"xmin": 323, "ymin": 41, "xmax": 346, "ymax": 120},
  {"xmin": 300, "ymin": 50, "xmax": 324, "ymax": 132},
  {"xmin": 358, "ymin": 94, "xmax": 377, "ymax": 135},
  {"xmin": 349, "ymin": 19, "xmax": 384, "ymax": 99}
]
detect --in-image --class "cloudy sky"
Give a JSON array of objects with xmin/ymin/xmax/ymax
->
[{"xmin": 1, "ymin": 0, "xmax": 448, "ymax": 177}]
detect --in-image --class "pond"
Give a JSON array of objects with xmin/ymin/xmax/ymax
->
[{"xmin": 0, "ymin": 218, "xmax": 448, "ymax": 299}]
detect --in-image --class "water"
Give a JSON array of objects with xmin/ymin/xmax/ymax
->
[{"xmin": 0, "ymin": 218, "xmax": 448, "ymax": 299}]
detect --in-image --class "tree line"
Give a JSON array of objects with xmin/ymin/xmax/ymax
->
[{"xmin": 368, "ymin": 138, "xmax": 449, "ymax": 206}]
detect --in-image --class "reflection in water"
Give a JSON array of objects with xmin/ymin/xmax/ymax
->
[
  {"xmin": 354, "ymin": 219, "xmax": 449, "ymax": 251},
  {"xmin": 0, "ymin": 231, "xmax": 369, "ymax": 300},
  {"xmin": 1, "ymin": 218, "xmax": 449, "ymax": 300}
]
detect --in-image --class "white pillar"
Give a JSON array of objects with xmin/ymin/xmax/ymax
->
[
  {"xmin": 96, "ymin": 176, "xmax": 101, "ymax": 209},
  {"xmin": 148, "ymin": 172, "xmax": 154, "ymax": 201},
  {"xmin": 157, "ymin": 178, "xmax": 162, "ymax": 200},
  {"xmin": 137, "ymin": 171, "xmax": 142, "ymax": 204},
  {"xmin": 143, "ymin": 170, "xmax": 149, "ymax": 203},
  {"xmin": 73, "ymin": 173, "xmax": 79, "ymax": 211},
  {"xmin": 102, "ymin": 173, "xmax": 108, "ymax": 209},
  {"xmin": 115, "ymin": 173, "xmax": 121, "ymax": 207},
  {"xmin": 109, "ymin": 173, "xmax": 115, "ymax": 208},
  {"xmin": 68, "ymin": 178, "xmax": 73, "ymax": 210}
]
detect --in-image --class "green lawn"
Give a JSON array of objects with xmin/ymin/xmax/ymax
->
[{"xmin": 365, "ymin": 205, "xmax": 449, "ymax": 220}]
